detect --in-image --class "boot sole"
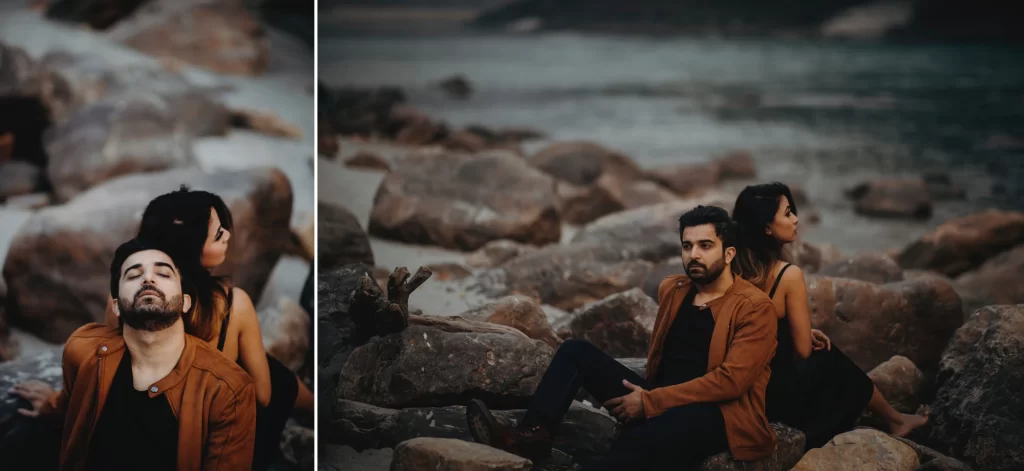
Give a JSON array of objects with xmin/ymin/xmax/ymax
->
[{"xmin": 466, "ymin": 399, "xmax": 498, "ymax": 447}]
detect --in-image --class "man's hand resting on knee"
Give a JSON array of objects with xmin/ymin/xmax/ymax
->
[{"xmin": 604, "ymin": 380, "xmax": 646, "ymax": 424}]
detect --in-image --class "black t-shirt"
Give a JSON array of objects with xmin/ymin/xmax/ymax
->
[
  {"xmin": 86, "ymin": 350, "xmax": 178, "ymax": 471},
  {"xmin": 656, "ymin": 287, "xmax": 716, "ymax": 387}
]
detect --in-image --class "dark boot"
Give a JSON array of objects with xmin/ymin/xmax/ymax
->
[{"xmin": 466, "ymin": 399, "xmax": 553, "ymax": 461}]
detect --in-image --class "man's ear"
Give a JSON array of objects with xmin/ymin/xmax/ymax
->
[
  {"xmin": 112, "ymin": 300, "xmax": 121, "ymax": 318},
  {"xmin": 182, "ymin": 294, "xmax": 192, "ymax": 314},
  {"xmin": 724, "ymin": 246, "xmax": 737, "ymax": 265}
]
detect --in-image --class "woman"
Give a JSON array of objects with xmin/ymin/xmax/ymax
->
[
  {"xmin": 104, "ymin": 186, "xmax": 313, "ymax": 469},
  {"xmin": 731, "ymin": 182, "xmax": 928, "ymax": 449}
]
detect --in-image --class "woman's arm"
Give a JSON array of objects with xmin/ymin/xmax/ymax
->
[
  {"xmin": 104, "ymin": 297, "xmax": 118, "ymax": 326},
  {"xmin": 783, "ymin": 266, "xmax": 814, "ymax": 359},
  {"xmin": 232, "ymin": 288, "xmax": 273, "ymax": 407}
]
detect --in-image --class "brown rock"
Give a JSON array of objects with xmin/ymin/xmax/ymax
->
[
  {"xmin": 820, "ymin": 252, "xmax": 905, "ymax": 284},
  {"xmin": 317, "ymin": 115, "xmax": 339, "ymax": 158},
  {"xmin": 847, "ymin": 177, "xmax": 932, "ymax": 219},
  {"xmin": 782, "ymin": 240, "xmax": 842, "ymax": 273},
  {"xmin": 0, "ymin": 162, "xmax": 41, "ymax": 200},
  {"xmin": 229, "ymin": 108, "xmax": 302, "ymax": 139},
  {"xmin": 805, "ymin": 275, "xmax": 963, "ymax": 373},
  {"xmin": 369, "ymin": 152, "xmax": 560, "ymax": 251},
  {"xmin": 699, "ymin": 423, "xmax": 805, "ymax": 471},
  {"xmin": 344, "ymin": 151, "xmax": 391, "ymax": 171},
  {"xmin": 792, "ymin": 428, "xmax": 919, "ymax": 471},
  {"xmin": 460, "ymin": 295, "xmax": 562, "ymax": 349},
  {"xmin": 2, "ymin": 167, "xmax": 292, "ymax": 343},
  {"xmin": 618, "ymin": 180, "xmax": 680, "ymax": 208},
  {"xmin": 953, "ymin": 244, "xmax": 1024, "ymax": 317},
  {"xmin": 867, "ymin": 356, "xmax": 923, "ymax": 413},
  {"xmin": 713, "ymin": 150, "xmax": 757, "ymax": 180},
  {"xmin": 258, "ymin": 296, "xmax": 310, "ymax": 373},
  {"xmin": 644, "ymin": 162, "xmax": 722, "ymax": 196},
  {"xmin": 465, "ymin": 239, "xmax": 537, "ymax": 269},
  {"xmin": 929, "ymin": 305, "xmax": 1024, "ymax": 471},
  {"xmin": 559, "ymin": 288, "xmax": 658, "ymax": 358},
  {"xmin": 444, "ymin": 130, "xmax": 489, "ymax": 153},
  {"xmin": 554, "ymin": 178, "xmax": 625, "ymax": 226},
  {"xmin": 896, "ymin": 209, "xmax": 1024, "ymax": 277},
  {"xmin": 391, "ymin": 438, "xmax": 531, "ymax": 471},
  {"xmin": 317, "ymin": 200, "xmax": 374, "ymax": 273},
  {"xmin": 396, "ymin": 120, "xmax": 446, "ymax": 146},
  {"xmin": 110, "ymin": 0, "xmax": 269, "ymax": 76},
  {"xmin": 336, "ymin": 325, "xmax": 553, "ymax": 409}
]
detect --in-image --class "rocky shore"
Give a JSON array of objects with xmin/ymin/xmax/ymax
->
[
  {"xmin": 0, "ymin": 2, "xmax": 313, "ymax": 469},
  {"xmin": 319, "ymin": 84, "xmax": 1024, "ymax": 470}
]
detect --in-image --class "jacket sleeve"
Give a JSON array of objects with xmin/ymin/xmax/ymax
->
[
  {"xmin": 38, "ymin": 341, "xmax": 78, "ymax": 422},
  {"xmin": 203, "ymin": 381, "xmax": 257, "ymax": 470},
  {"xmin": 641, "ymin": 299, "xmax": 777, "ymax": 418}
]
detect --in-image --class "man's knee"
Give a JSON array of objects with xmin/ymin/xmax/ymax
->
[{"xmin": 556, "ymin": 338, "xmax": 596, "ymax": 359}]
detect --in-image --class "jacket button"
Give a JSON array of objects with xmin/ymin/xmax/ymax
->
[
  {"xmin": 100, "ymin": 345, "xmax": 107, "ymax": 352},
  {"xmin": 676, "ymin": 282, "xmax": 682, "ymax": 286},
  {"xmin": 150, "ymin": 386, "xmax": 159, "ymax": 393}
]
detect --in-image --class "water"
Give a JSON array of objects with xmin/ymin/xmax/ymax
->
[{"xmin": 320, "ymin": 32, "xmax": 1024, "ymax": 255}]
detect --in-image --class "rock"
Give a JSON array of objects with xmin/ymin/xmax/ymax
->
[
  {"xmin": 408, "ymin": 316, "xmax": 531, "ymax": 339},
  {"xmin": 819, "ymin": 252, "xmax": 905, "ymax": 284},
  {"xmin": 896, "ymin": 209, "xmax": 1024, "ymax": 277},
  {"xmin": 395, "ymin": 120, "xmax": 447, "ymax": 146},
  {"xmin": 279, "ymin": 424, "xmax": 314, "ymax": 470},
  {"xmin": 805, "ymin": 275, "xmax": 963, "ymax": 373},
  {"xmin": 2, "ymin": 167, "xmax": 292, "ymax": 343},
  {"xmin": 329, "ymin": 400, "xmax": 618, "ymax": 468},
  {"xmin": 109, "ymin": 0, "xmax": 269, "ymax": 76},
  {"xmin": 644, "ymin": 162, "xmax": 722, "ymax": 196},
  {"xmin": 318, "ymin": 115, "xmax": 339, "ymax": 158},
  {"xmin": 344, "ymin": 151, "xmax": 391, "ymax": 171},
  {"xmin": 792, "ymin": 428, "xmax": 919, "ymax": 471},
  {"xmin": 867, "ymin": 356, "xmax": 923, "ymax": 413},
  {"xmin": 459, "ymin": 295, "xmax": 562, "ymax": 349},
  {"xmin": 44, "ymin": 91, "xmax": 198, "ymax": 202},
  {"xmin": 369, "ymin": 152, "xmax": 560, "ymax": 251},
  {"xmin": 424, "ymin": 263, "xmax": 473, "ymax": 282},
  {"xmin": 953, "ymin": 244, "xmax": 1024, "ymax": 316},
  {"xmin": 229, "ymin": 108, "xmax": 302, "ymax": 139},
  {"xmin": 44, "ymin": 0, "xmax": 148, "ymax": 29},
  {"xmin": 783, "ymin": 240, "xmax": 842, "ymax": 273},
  {"xmin": 465, "ymin": 240, "xmax": 537, "ymax": 269},
  {"xmin": 437, "ymin": 75, "xmax": 473, "ymax": 99},
  {"xmin": 618, "ymin": 180, "xmax": 679, "ymax": 208},
  {"xmin": 929, "ymin": 305, "xmax": 1024, "ymax": 471},
  {"xmin": 698, "ymin": 423, "xmax": 805, "ymax": 471},
  {"xmin": 319, "ymin": 85, "xmax": 407, "ymax": 138},
  {"xmin": 0, "ymin": 162, "xmax": 41, "ymax": 200},
  {"xmin": 846, "ymin": 177, "xmax": 932, "ymax": 219},
  {"xmin": 922, "ymin": 172, "xmax": 966, "ymax": 200},
  {"xmin": 0, "ymin": 349, "xmax": 63, "ymax": 470},
  {"xmin": 559, "ymin": 288, "xmax": 657, "ymax": 358},
  {"xmin": 891, "ymin": 437, "xmax": 973, "ymax": 471},
  {"xmin": 444, "ymin": 130, "xmax": 489, "ymax": 153},
  {"xmin": 3, "ymin": 193, "xmax": 51, "ymax": 210},
  {"xmin": 640, "ymin": 260, "xmax": 684, "ymax": 299},
  {"xmin": 528, "ymin": 141, "xmax": 645, "ymax": 225},
  {"xmin": 0, "ymin": 43, "xmax": 34, "ymax": 94},
  {"xmin": 337, "ymin": 325, "xmax": 553, "ymax": 409},
  {"xmin": 713, "ymin": 150, "xmax": 757, "ymax": 180},
  {"xmin": 318, "ymin": 200, "xmax": 374, "ymax": 273},
  {"xmin": 258, "ymin": 296, "xmax": 310, "ymax": 373},
  {"xmin": 391, "ymin": 437, "xmax": 532, "ymax": 471},
  {"xmin": 496, "ymin": 127, "xmax": 545, "ymax": 142}
]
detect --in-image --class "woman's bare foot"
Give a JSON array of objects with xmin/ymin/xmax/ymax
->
[{"xmin": 889, "ymin": 405, "xmax": 930, "ymax": 437}]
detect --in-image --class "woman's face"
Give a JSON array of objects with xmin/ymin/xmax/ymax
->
[
  {"xmin": 768, "ymin": 195, "xmax": 799, "ymax": 244},
  {"xmin": 201, "ymin": 207, "xmax": 230, "ymax": 269}
]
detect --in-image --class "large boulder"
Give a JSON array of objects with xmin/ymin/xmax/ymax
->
[
  {"xmin": 782, "ymin": 240, "xmax": 842, "ymax": 273},
  {"xmin": 557, "ymin": 288, "xmax": 658, "ymax": 358},
  {"xmin": 44, "ymin": 91, "xmax": 197, "ymax": 202},
  {"xmin": 792, "ymin": 428, "xmax": 919, "ymax": 471},
  {"xmin": 0, "ymin": 350, "xmax": 63, "ymax": 470},
  {"xmin": 805, "ymin": 275, "xmax": 963, "ymax": 373},
  {"xmin": 257, "ymin": 296, "xmax": 310, "ymax": 373},
  {"xmin": 368, "ymin": 152, "xmax": 560, "ymax": 251},
  {"xmin": 317, "ymin": 200, "xmax": 374, "ymax": 273},
  {"xmin": 317, "ymin": 263, "xmax": 373, "ymax": 385},
  {"xmin": 108, "ymin": 0, "xmax": 269, "ymax": 76},
  {"xmin": 336, "ymin": 325, "xmax": 553, "ymax": 409},
  {"xmin": 846, "ymin": 177, "xmax": 932, "ymax": 219},
  {"xmin": 458, "ymin": 295, "xmax": 562, "ymax": 349},
  {"xmin": 867, "ymin": 356, "xmax": 923, "ymax": 413},
  {"xmin": 390, "ymin": 438, "xmax": 532, "ymax": 471},
  {"xmin": 644, "ymin": 162, "xmax": 722, "ymax": 196},
  {"xmin": 820, "ymin": 253, "xmax": 904, "ymax": 284},
  {"xmin": 2, "ymin": 167, "xmax": 292, "ymax": 343},
  {"xmin": 896, "ymin": 209, "xmax": 1024, "ymax": 277},
  {"xmin": 953, "ymin": 244, "xmax": 1024, "ymax": 317},
  {"xmin": 929, "ymin": 305, "xmax": 1024, "ymax": 471}
]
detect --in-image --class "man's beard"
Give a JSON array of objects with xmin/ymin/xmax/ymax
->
[
  {"xmin": 118, "ymin": 285, "xmax": 183, "ymax": 332},
  {"xmin": 684, "ymin": 258, "xmax": 727, "ymax": 285}
]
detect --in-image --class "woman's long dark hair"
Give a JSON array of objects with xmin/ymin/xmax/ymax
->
[
  {"xmin": 731, "ymin": 182, "xmax": 798, "ymax": 288},
  {"xmin": 138, "ymin": 185, "xmax": 235, "ymax": 342}
]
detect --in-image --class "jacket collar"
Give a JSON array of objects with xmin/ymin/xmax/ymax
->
[
  {"xmin": 95, "ymin": 330, "xmax": 198, "ymax": 398},
  {"xmin": 666, "ymin": 273, "xmax": 743, "ymax": 309}
]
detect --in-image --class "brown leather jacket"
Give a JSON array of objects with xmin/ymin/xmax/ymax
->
[
  {"xmin": 40, "ymin": 324, "xmax": 256, "ymax": 470},
  {"xmin": 641, "ymin": 275, "xmax": 778, "ymax": 461}
]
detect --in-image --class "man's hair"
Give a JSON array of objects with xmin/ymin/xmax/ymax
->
[
  {"xmin": 677, "ymin": 205, "xmax": 736, "ymax": 248},
  {"xmin": 109, "ymin": 237, "xmax": 194, "ymax": 299}
]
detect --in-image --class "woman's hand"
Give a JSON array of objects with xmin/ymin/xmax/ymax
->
[{"xmin": 811, "ymin": 329, "xmax": 831, "ymax": 351}]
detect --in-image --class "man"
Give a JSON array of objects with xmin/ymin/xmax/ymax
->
[
  {"xmin": 10, "ymin": 238, "xmax": 256, "ymax": 470},
  {"xmin": 466, "ymin": 205, "xmax": 779, "ymax": 469}
]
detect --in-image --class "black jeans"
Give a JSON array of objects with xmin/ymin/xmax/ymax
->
[{"xmin": 523, "ymin": 340, "xmax": 728, "ymax": 471}]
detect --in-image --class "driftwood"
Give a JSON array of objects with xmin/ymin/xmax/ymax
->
[{"xmin": 349, "ymin": 266, "xmax": 432, "ymax": 343}]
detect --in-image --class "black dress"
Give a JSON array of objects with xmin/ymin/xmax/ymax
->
[{"xmin": 764, "ymin": 264, "xmax": 875, "ymax": 450}]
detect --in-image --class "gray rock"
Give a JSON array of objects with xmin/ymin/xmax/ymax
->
[
  {"xmin": 847, "ymin": 177, "xmax": 932, "ymax": 219},
  {"xmin": 317, "ymin": 200, "xmax": 374, "ymax": 273},
  {"xmin": 954, "ymin": 244, "xmax": 1024, "ymax": 318},
  {"xmin": 0, "ymin": 350, "xmax": 63, "ymax": 469},
  {"xmin": 698, "ymin": 423, "xmax": 805, "ymax": 471},
  {"xmin": 0, "ymin": 162, "xmax": 41, "ymax": 201},
  {"xmin": 560, "ymin": 288, "xmax": 658, "ymax": 358}
]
